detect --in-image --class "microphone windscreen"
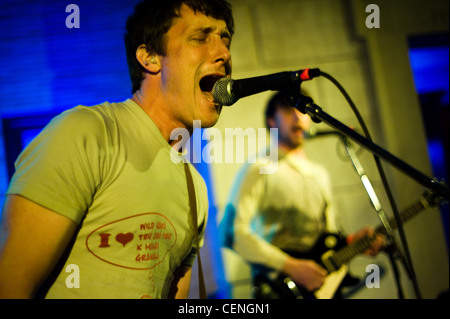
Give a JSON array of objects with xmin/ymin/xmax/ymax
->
[{"xmin": 212, "ymin": 78, "xmax": 238, "ymax": 106}]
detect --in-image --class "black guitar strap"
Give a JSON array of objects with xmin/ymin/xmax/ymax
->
[{"xmin": 184, "ymin": 163, "xmax": 207, "ymax": 299}]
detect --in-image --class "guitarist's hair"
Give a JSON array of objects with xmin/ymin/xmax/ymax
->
[{"xmin": 264, "ymin": 90, "xmax": 310, "ymax": 129}]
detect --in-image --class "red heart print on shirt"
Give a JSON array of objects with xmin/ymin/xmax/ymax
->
[{"xmin": 116, "ymin": 232, "xmax": 134, "ymax": 247}]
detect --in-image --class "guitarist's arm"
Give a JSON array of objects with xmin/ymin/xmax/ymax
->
[
  {"xmin": 232, "ymin": 165, "xmax": 328, "ymax": 292},
  {"xmin": 233, "ymin": 165, "xmax": 290, "ymax": 271},
  {"xmin": 281, "ymin": 256, "xmax": 328, "ymax": 292}
]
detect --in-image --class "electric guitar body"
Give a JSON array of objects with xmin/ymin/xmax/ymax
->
[
  {"xmin": 268, "ymin": 233, "xmax": 354, "ymax": 299},
  {"xmin": 257, "ymin": 191, "xmax": 443, "ymax": 299}
]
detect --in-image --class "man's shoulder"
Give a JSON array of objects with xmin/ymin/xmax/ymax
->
[{"xmin": 48, "ymin": 100, "xmax": 132, "ymax": 134}]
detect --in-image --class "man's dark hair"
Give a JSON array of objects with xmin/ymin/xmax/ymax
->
[
  {"xmin": 264, "ymin": 91, "xmax": 295, "ymax": 129},
  {"xmin": 265, "ymin": 90, "xmax": 311, "ymax": 129},
  {"xmin": 124, "ymin": 0, "xmax": 235, "ymax": 94}
]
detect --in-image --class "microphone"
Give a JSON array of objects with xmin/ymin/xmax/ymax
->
[
  {"xmin": 305, "ymin": 128, "xmax": 345, "ymax": 139},
  {"xmin": 212, "ymin": 68, "xmax": 321, "ymax": 106}
]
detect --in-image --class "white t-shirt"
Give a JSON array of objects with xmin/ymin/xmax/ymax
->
[
  {"xmin": 220, "ymin": 151, "xmax": 339, "ymax": 272},
  {"xmin": 7, "ymin": 99, "xmax": 208, "ymax": 299}
]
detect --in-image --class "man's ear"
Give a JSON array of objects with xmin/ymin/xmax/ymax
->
[
  {"xmin": 267, "ymin": 117, "xmax": 276, "ymax": 129},
  {"xmin": 136, "ymin": 44, "xmax": 161, "ymax": 74}
]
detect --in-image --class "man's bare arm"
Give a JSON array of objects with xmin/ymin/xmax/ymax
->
[
  {"xmin": 167, "ymin": 265, "xmax": 192, "ymax": 299},
  {"xmin": 0, "ymin": 195, "xmax": 77, "ymax": 298}
]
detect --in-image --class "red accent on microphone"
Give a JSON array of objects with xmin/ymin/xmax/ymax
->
[{"xmin": 300, "ymin": 69, "xmax": 311, "ymax": 81}]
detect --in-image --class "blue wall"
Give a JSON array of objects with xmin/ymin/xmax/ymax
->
[
  {"xmin": 0, "ymin": 0, "xmax": 144, "ymax": 195},
  {"xmin": 408, "ymin": 39, "xmax": 449, "ymax": 251}
]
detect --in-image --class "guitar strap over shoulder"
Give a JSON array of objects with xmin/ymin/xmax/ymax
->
[{"xmin": 184, "ymin": 163, "xmax": 207, "ymax": 299}]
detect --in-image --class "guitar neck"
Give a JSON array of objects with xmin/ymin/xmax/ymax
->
[
  {"xmin": 329, "ymin": 196, "xmax": 431, "ymax": 270},
  {"xmin": 375, "ymin": 197, "xmax": 429, "ymax": 235}
]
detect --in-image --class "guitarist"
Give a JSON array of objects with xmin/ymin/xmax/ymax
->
[{"xmin": 219, "ymin": 91, "xmax": 384, "ymax": 299}]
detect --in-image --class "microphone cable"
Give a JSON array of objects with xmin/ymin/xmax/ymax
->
[{"xmin": 316, "ymin": 70, "xmax": 421, "ymax": 299}]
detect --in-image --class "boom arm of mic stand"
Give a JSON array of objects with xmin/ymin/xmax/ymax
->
[
  {"xmin": 340, "ymin": 136, "xmax": 395, "ymax": 238},
  {"xmin": 340, "ymin": 135, "xmax": 408, "ymax": 298},
  {"xmin": 295, "ymin": 95, "xmax": 449, "ymax": 200},
  {"xmin": 295, "ymin": 94, "xmax": 445, "ymax": 299}
]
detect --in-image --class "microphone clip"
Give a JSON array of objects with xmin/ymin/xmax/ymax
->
[{"xmin": 292, "ymin": 93, "xmax": 323, "ymax": 124}]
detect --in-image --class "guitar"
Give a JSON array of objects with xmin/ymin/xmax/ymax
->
[{"xmin": 269, "ymin": 191, "xmax": 443, "ymax": 299}]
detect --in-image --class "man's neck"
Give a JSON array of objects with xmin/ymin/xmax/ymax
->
[
  {"xmin": 131, "ymin": 90, "xmax": 191, "ymax": 149},
  {"xmin": 279, "ymin": 143, "xmax": 307, "ymax": 159}
]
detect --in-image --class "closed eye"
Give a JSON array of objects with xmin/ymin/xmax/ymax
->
[{"xmin": 190, "ymin": 27, "xmax": 231, "ymax": 48}]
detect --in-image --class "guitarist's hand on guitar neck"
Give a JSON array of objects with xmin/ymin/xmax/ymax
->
[
  {"xmin": 261, "ymin": 192, "xmax": 442, "ymax": 299},
  {"xmin": 347, "ymin": 227, "xmax": 385, "ymax": 257},
  {"xmin": 282, "ymin": 256, "xmax": 328, "ymax": 292}
]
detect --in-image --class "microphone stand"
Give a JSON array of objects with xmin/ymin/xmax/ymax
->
[
  {"xmin": 294, "ymin": 94, "xmax": 449, "ymax": 200},
  {"xmin": 294, "ymin": 93, "xmax": 449, "ymax": 298},
  {"xmin": 339, "ymin": 134, "xmax": 408, "ymax": 299}
]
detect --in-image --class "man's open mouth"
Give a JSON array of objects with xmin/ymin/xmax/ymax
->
[{"xmin": 200, "ymin": 75, "xmax": 223, "ymax": 95}]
